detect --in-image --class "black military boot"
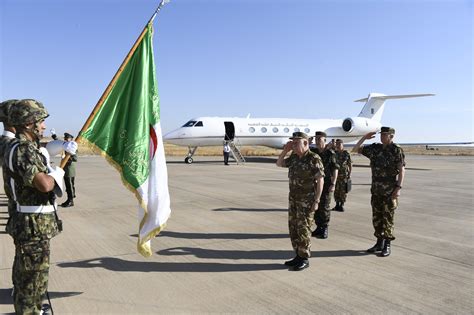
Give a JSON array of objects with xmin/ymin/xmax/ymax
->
[
  {"xmin": 332, "ymin": 202, "xmax": 340, "ymax": 211},
  {"xmin": 315, "ymin": 227, "xmax": 328, "ymax": 239},
  {"xmin": 367, "ymin": 238, "xmax": 384, "ymax": 253},
  {"xmin": 40, "ymin": 303, "xmax": 52, "ymax": 315},
  {"xmin": 380, "ymin": 240, "xmax": 391, "ymax": 257},
  {"xmin": 61, "ymin": 200, "xmax": 74, "ymax": 207},
  {"xmin": 284, "ymin": 255, "xmax": 301, "ymax": 267},
  {"xmin": 339, "ymin": 202, "xmax": 345, "ymax": 212},
  {"xmin": 311, "ymin": 227, "xmax": 323, "ymax": 237},
  {"xmin": 292, "ymin": 258, "xmax": 309, "ymax": 271}
]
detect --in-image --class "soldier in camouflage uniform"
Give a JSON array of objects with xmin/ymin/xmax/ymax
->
[
  {"xmin": 0, "ymin": 100, "xmax": 18, "ymax": 167},
  {"xmin": 333, "ymin": 139, "xmax": 352, "ymax": 212},
  {"xmin": 277, "ymin": 132, "xmax": 324, "ymax": 271},
  {"xmin": 309, "ymin": 131, "xmax": 339, "ymax": 239},
  {"xmin": 3, "ymin": 99, "xmax": 72, "ymax": 314},
  {"xmin": 352, "ymin": 127, "xmax": 405, "ymax": 257}
]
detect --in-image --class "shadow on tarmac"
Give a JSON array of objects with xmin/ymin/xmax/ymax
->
[
  {"xmin": 57, "ymin": 258, "xmax": 286, "ymax": 273},
  {"xmin": 212, "ymin": 207, "xmax": 287, "ymax": 212},
  {"xmin": 130, "ymin": 231, "xmax": 288, "ymax": 240},
  {"xmin": 0, "ymin": 289, "xmax": 82, "ymax": 305},
  {"xmin": 56, "ymin": 247, "xmax": 370, "ymax": 273},
  {"xmin": 313, "ymin": 250, "xmax": 370, "ymax": 258},
  {"xmin": 157, "ymin": 247, "xmax": 294, "ymax": 260}
]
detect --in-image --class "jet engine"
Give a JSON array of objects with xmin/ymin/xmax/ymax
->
[{"xmin": 342, "ymin": 117, "xmax": 381, "ymax": 134}]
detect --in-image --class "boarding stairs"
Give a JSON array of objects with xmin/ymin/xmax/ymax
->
[{"xmin": 228, "ymin": 139, "xmax": 246, "ymax": 164}]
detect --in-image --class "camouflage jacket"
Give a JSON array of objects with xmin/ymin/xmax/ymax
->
[
  {"xmin": 284, "ymin": 150, "xmax": 325, "ymax": 200},
  {"xmin": 336, "ymin": 150, "xmax": 352, "ymax": 178},
  {"xmin": 361, "ymin": 143, "xmax": 406, "ymax": 196},
  {"xmin": 3, "ymin": 133, "xmax": 60, "ymax": 241},
  {"xmin": 310, "ymin": 147, "xmax": 339, "ymax": 179}
]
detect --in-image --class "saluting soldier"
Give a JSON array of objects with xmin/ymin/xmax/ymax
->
[
  {"xmin": 3, "ymin": 99, "xmax": 75, "ymax": 314},
  {"xmin": 310, "ymin": 131, "xmax": 339, "ymax": 239},
  {"xmin": 333, "ymin": 139, "xmax": 352, "ymax": 212},
  {"xmin": 277, "ymin": 132, "xmax": 324, "ymax": 271},
  {"xmin": 352, "ymin": 127, "xmax": 405, "ymax": 257},
  {"xmin": 61, "ymin": 132, "xmax": 77, "ymax": 207}
]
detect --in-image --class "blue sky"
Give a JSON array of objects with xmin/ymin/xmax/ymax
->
[{"xmin": 1, "ymin": 0, "xmax": 472, "ymax": 143}]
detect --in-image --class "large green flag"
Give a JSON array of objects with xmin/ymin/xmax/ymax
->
[{"xmin": 81, "ymin": 23, "xmax": 171, "ymax": 257}]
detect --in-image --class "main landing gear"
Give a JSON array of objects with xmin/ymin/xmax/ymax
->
[{"xmin": 184, "ymin": 146, "xmax": 198, "ymax": 164}]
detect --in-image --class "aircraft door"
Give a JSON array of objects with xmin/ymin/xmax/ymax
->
[{"xmin": 224, "ymin": 121, "xmax": 235, "ymax": 141}]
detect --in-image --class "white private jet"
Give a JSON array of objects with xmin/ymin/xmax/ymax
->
[{"xmin": 164, "ymin": 93, "xmax": 434, "ymax": 164}]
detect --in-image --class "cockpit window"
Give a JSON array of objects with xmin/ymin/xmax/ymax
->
[
  {"xmin": 182, "ymin": 120, "xmax": 197, "ymax": 127},
  {"xmin": 195, "ymin": 121, "xmax": 203, "ymax": 127}
]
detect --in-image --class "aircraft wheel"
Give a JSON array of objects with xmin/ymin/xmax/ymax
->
[{"xmin": 185, "ymin": 157, "xmax": 193, "ymax": 164}]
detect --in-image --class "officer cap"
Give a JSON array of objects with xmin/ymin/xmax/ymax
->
[
  {"xmin": 315, "ymin": 131, "xmax": 327, "ymax": 137},
  {"xmin": 380, "ymin": 126, "xmax": 395, "ymax": 134},
  {"xmin": 64, "ymin": 132, "xmax": 74, "ymax": 139},
  {"xmin": 289, "ymin": 131, "xmax": 308, "ymax": 140},
  {"xmin": 8, "ymin": 99, "xmax": 49, "ymax": 126},
  {"xmin": 0, "ymin": 99, "xmax": 18, "ymax": 123}
]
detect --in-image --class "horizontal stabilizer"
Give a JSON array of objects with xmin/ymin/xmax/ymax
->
[{"xmin": 354, "ymin": 94, "xmax": 435, "ymax": 103}]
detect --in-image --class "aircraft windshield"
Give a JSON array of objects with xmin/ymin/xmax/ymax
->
[
  {"xmin": 182, "ymin": 120, "xmax": 197, "ymax": 127},
  {"xmin": 195, "ymin": 121, "xmax": 203, "ymax": 127}
]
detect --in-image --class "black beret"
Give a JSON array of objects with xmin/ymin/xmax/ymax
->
[{"xmin": 64, "ymin": 132, "xmax": 74, "ymax": 139}]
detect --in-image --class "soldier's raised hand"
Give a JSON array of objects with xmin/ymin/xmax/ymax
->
[
  {"xmin": 365, "ymin": 132, "xmax": 376, "ymax": 140},
  {"xmin": 63, "ymin": 141, "xmax": 78, "ymax": 155}
]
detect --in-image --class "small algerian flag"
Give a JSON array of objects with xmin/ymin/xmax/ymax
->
[{"xmin": 80, "ymin": 22, "xmax": 171, "ymax": 257}]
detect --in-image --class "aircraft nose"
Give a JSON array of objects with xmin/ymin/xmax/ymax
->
[{"xmin": 163, "ymin": 128, "xmax": 187, "ymax": 145}]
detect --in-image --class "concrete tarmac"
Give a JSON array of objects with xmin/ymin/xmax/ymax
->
[{"xmin": 0, "ymin": 154, "xmax": 473, "ymax": 314}]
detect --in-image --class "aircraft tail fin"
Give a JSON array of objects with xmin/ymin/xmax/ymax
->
[{"xmin": 356, "ymin": 93, "xmax": 435, "ymax": 122}]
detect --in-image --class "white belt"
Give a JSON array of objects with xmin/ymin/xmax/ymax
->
[{"xmin": 18, "ymin": 205, "xmax": 56, "ymax": 213}]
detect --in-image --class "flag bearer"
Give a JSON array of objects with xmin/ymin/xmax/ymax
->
[{"xmin": 3, "ymin": 99, "xmax": 75, "ymax": 313}]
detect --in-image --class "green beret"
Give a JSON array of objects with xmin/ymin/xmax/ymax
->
[
  {"xmin": 289, "ymin": 131, "xmax": 308, "ymax": 140},
  {"xmin": 315, "ymin": 131, "xmax": 327, "ymax": 137},
  {"xmin": 381, "ymin": 126, "xmax": 395, "ymax": 134}
]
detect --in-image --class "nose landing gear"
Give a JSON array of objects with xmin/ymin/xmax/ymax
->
[{"xmin": 184, "ymin": 146, "xmax": 198, "ymax": 164}]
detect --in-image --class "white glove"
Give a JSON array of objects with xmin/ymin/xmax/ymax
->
[
  {"xmin": 48, "ymin": 166, "xmax": 65, "ymax": 197},
  {"xmin": 63, "ymin": 141, "xmax": 78, "ymax": 155},
  {"xmin": 50, "ymin": 128, "xmax": 56, "ymax": 135}
]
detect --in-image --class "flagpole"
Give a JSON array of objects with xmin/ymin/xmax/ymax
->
[{"xmin": 60, "ymin": 0, "xmax": 170, "ymax": 169}]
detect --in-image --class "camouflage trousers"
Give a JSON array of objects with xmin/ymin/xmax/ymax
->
[
  {"xmin": 13, "ymin": 238, "xmax": 50, "ymax": 314},
  {"xmin": 314, "ymin": 181, "xmax": 333, "ymax": 228},
  {"xmin": 288, "ymin": 197, "xmax": 316, "ymax": 258},
  {"xmin": 371, "ymin": 195, "xmax": 398, "ymax": 240},
  {"xmin": 334, "ymin": 176, "xmax": 349, "ymax": 203}
]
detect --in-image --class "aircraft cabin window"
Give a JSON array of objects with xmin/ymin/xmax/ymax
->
[
  {"xmin": 261, "ymin": 127, "xmax": 267, "ymax": 133},
  {"xmin": 273, "ymin": 127, "xmax": 278, "ymax": 133},
  {"xmin": 249, "ymin": 127, "xmax": 255, "ymax": 133},
  {"xmin": 304, "ymin": 128, "xmax": 310, "ymax": 133},
  {"xmin": 195, "ymin": 121, "xmax": 203, "ymax": 127},
  {"xmin": 182, "ymin": 120, "xmax": 197, "ymax": 127},
  {"xmin": 284, "ymin": 128, "xmax": 290, "ymax": 133},
  {"xmin": 294, "ymin": 128, "xmax": 300, "ymax": 132}
]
